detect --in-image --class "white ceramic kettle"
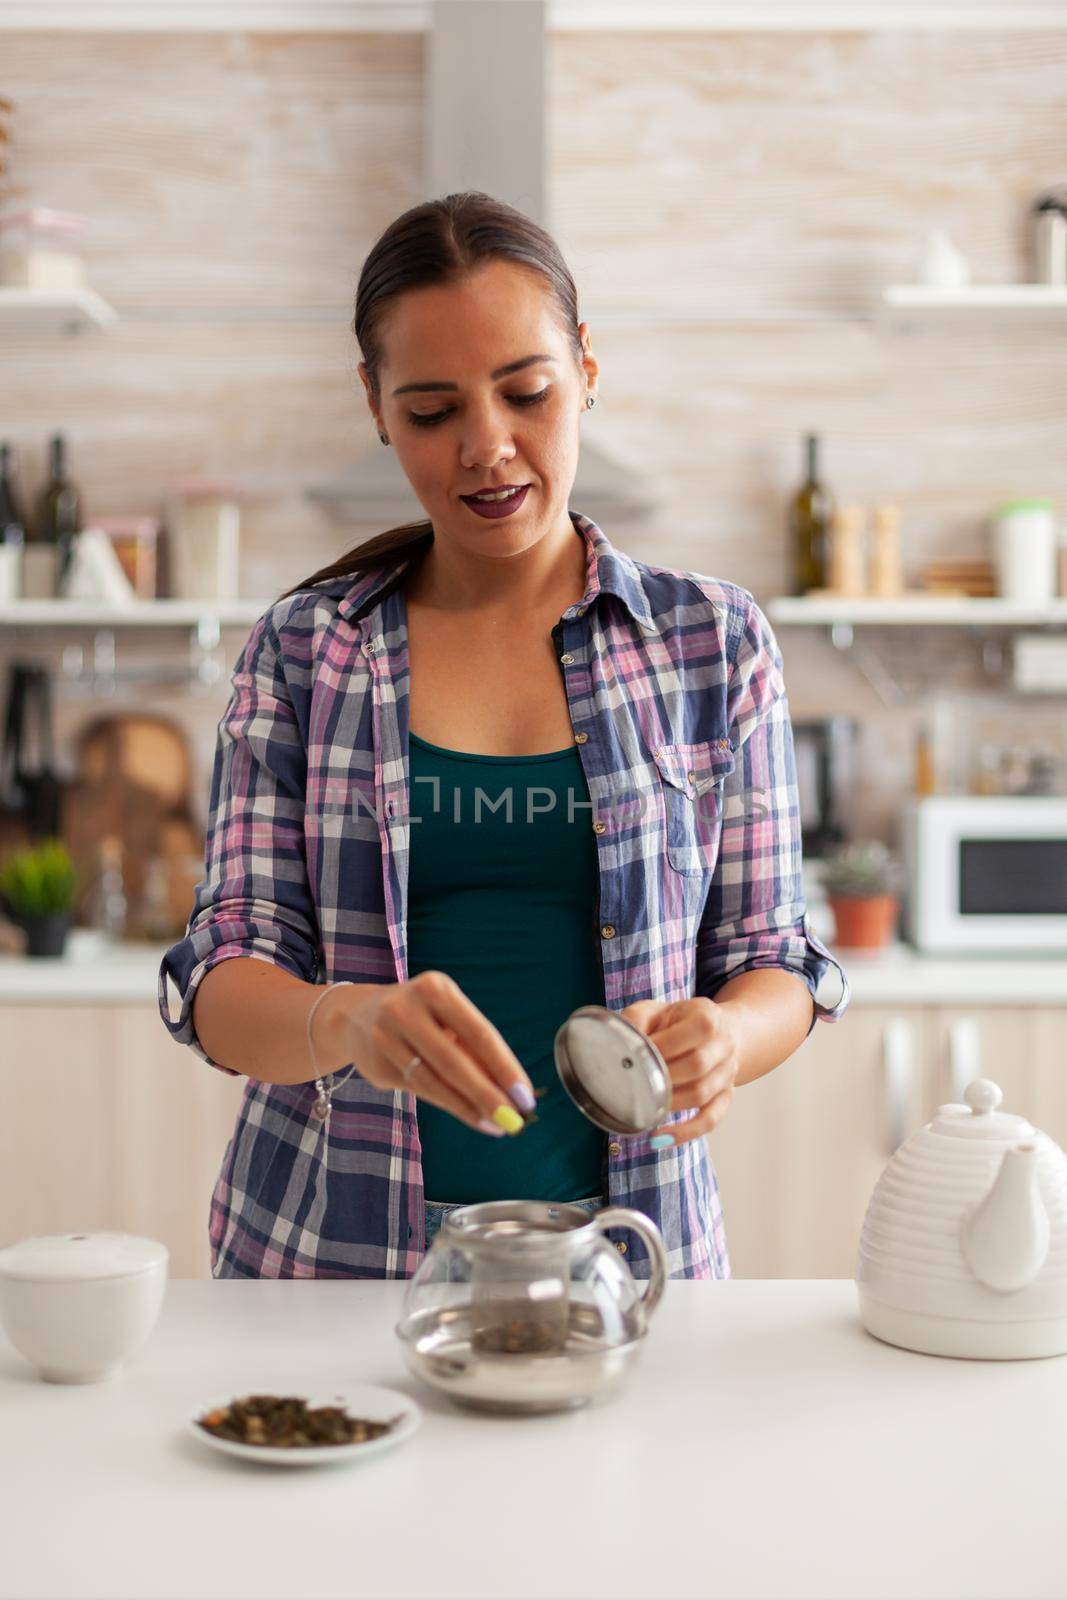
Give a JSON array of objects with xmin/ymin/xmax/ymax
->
[{"xmin": 856, "ymin": 1078, "xmax": 1067, "ymax": 1359}]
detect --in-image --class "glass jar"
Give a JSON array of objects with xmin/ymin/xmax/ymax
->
[{"xmin": 164, "ymin": 482, "xmax": 240, "ymax": 601}]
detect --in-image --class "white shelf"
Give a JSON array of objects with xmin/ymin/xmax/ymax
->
[
  {"xmin": 10, "ymin": 596, "xmax": 1061, "ymax": 638},
  {"xmin": 766, "ymin": 595, "xmax": 1067, "ymax": 627},
  {"xmin": 10, "ymin": 286, "xmax": 1063, "ymax": 334},
  {"xmin": 5, "ymin": 2, "xmax": 1067, "ymax": 31},
  {"xmin": 882, "ymin": 284, "xmax": 1067, "ymax": 324},
  {"xmin": 2, "ymin": 298, "xmax": 875, "ymax": 329},
  {"xmin": 0, "ymin": 287, "xmax": 119, "ymax": 333},
  {"xmin": 0, "ymin": 598, "xmax": 270, "ymax": 627}
]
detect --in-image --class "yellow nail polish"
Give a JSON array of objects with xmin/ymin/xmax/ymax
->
[{"xmin": 491, "ymin": 1104, "xmax": 525, "ymax": 1135}]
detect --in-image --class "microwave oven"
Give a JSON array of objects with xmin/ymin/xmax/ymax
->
[{"xmin": 903, "ymin": 797, "xmax": 1067, "ymax": 953}]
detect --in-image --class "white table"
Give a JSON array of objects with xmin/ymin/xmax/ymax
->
[{"xmin": 2, "ymin": 1281, "xmax": 1064, "ymax": 1600}]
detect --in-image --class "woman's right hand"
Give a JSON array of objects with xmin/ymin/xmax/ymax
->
[{"xmin": 318, "ymin": 971, "xmax": 535, "ymax": 1136}]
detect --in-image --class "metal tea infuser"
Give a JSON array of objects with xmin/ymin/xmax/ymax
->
[{"xmin": 552, "ymin": 1003, "xmax": 673, "ymax": 1136}]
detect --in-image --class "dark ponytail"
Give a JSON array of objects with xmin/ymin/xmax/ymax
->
[{"xmin": 278, "ymin": 190, "xmax": 585, "ymax": 601}]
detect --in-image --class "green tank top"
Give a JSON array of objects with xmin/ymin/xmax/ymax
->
[{"xmin": 407, "ymin": 730, "xmax": 606, "ymax": 1203}]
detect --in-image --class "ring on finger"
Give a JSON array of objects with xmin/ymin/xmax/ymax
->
[{"xmin": 401, "ymin": 1053, "xmax": 422, "ymax": 1084}]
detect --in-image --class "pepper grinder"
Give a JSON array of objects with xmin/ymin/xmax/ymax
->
[
  {"xmin": 828, "ymin": 506, "xmax": 866, "ymax": 596},
  {"xmin": 868, "ymin": 504, "xmax": 903, "ymax": 597}
]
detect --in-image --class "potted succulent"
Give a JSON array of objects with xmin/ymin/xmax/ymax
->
[
  {"xmin": 0, "ymin": 838, "xmax": 79, "ymax": 958},
  {"xmin": 820, "ymin": 840, "xmax": 900, "ymax": 951}
]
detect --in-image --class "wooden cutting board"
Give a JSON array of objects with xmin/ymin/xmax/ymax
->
[
  {"xmin": 77, "ymin": 714, "xmax": 192, "ymax": 813},
  {"xmin": 62, "ymin": 714, "xmax": 203, "ymax": 937}
]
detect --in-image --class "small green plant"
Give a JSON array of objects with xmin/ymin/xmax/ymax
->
[
  {"xmin": 820, "ymin": 840, "xmax": 896, "ymax": 900},
  {"xmin": 0, "ymin": 838, "xmax": 78, "ymax": 918}
]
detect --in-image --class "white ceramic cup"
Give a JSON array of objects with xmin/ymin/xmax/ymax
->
[
  {"xmin": 0, "ymin": 1231, "xmax": 168, "ymax": 1384},
  {"xmin": 991, "ymin": 500, "xmax": 1057, "ymax": 606}
]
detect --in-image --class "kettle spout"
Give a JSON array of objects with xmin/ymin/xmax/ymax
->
[{"xmin": 960, "ymin": 1144, "xmax": 1050, "ymax": 1293}]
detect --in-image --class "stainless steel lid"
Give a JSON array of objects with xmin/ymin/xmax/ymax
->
[{"xmin": 553, "ymin": 1004, "xmax": 671, "ymax": 1136}]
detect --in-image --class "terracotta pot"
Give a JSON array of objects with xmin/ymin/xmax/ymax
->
[{"xmin": 828, "ymin": 894, "xmax": 899, "ymax": 951}]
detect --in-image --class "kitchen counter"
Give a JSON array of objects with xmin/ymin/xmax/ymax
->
[
  {"xmin": 3, "ymin": 935, "xmax": 1067, "ymax": 1006},
  {"xmin": 1, "ymin": 1281, "xmax": 1063, "ymax": 1600},
  {"xmin": 821, "ymin": 942, "xmax": 1067, "ymax": 1004},
  {"xmin": 0, "ymin": 933, "xmax": 169, "ymax": 1002}
]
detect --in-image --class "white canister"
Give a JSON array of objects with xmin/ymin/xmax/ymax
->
[
  {"xmin": 990, "ymin": 499, "xmax": 1058, "ymax": 607},
  {"xmin": 20, "ymin": 542, "xmax": 57, "ymax": 600},
  {"xmin": 1032, "ymin": 188, "xmax": 1067, "ymax": 286},
  {"xmin": 0, "ymin": 542, "xmax": 21, "ymax": 601}
]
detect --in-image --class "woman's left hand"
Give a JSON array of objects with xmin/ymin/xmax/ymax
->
[{"xmin": 617, "ymin": 996, "xmax": 739, "ymax": 1148}]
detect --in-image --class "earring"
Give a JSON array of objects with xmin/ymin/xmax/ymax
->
[
  {"xmin": 586, "ymin": 395, "xmax": 597, "ymax": 409},
  {"xmin": 379, "ymin": 431, "xmax": 389, "ymax": 445}
]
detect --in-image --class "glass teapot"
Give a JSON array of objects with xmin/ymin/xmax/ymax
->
[{"xmin": 395, "ymin": 1199, "xmax": 668, "ymax": 1414}]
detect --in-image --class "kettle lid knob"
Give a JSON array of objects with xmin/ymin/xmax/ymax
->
[
  {"xmin": 935, "ymin": 1077, "xmax": 1034, "ymax": 1142},
  {"xmin": 964, "ymin": 1080, "xmax": 1003, "ymax": 1117}
]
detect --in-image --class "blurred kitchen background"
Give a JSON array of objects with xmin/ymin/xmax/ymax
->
[{"xmin": 2, "ymin": 0, "xmax": 1067, "ymax": 1280}]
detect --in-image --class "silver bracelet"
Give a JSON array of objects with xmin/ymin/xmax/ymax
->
[{"xmin": 307, "ymin": 980, "xmax": 356, "ymax": 1122}]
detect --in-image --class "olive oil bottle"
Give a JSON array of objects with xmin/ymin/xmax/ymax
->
[
  {"xmin": 789, "ymin": 432, "xmax": 834, "ymax": 595},
  {"xmin": 36, "ymin": 433, "xmax": 83, "ymax": 590}
]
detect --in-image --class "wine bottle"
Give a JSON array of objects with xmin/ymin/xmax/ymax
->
[
  {"xmin": 789, "ymin": 433, "xmax": 834, "ymax": 596},
  {"xmin": 0, "ymin": 442, "xmax": 28, "ymax": 547},
  {"xmin": 0, "ymin": 441, "xmax": 27, "ymax": 601},
  {"xmin": 36, "ymin": 432, "xmax": 83, "ymax": 588}
]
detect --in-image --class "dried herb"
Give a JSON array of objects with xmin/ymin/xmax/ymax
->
[
  {"xmin": 520, "ymin": 1085, "xmax": 549, "ymax": 1128},
  {"xmin": 471, "ymin": 1305, "xmax": 564, "ymax": 1356},
  {"xmin": 196, "ymin": 1394, "xmax": 398, "ymax": 1449}
]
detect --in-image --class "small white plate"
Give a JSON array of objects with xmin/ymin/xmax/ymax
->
[{"xmin": 187, "ymin": 1385, "xmax": 421, "ymax": 1467}]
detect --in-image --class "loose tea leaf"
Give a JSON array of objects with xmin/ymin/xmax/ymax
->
[
  {"xmin": 520, "ymin": 1085, "xmax": 549, "ymax": 1128},
  {"xmin": 196, "ymin": 1394, "xmax": 399, "ymax": 1448},
  {"xmin": 471, "ymin": 1315, "xmax": 563, "ymax": 1355}
]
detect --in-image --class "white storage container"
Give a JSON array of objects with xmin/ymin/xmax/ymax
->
[{"xmin": 990, "ymin": 499, "xmax": 1057, "ymax": 606}]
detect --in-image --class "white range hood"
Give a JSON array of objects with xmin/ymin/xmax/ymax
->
[{"xmin": 305, "ymin": 0, "xmax": 658, "ymax": 528}]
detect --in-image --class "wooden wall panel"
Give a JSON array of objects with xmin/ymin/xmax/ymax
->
[
  {"xmin": 550, "ymin": 30, "xmax": 1067, "ymax": 305},
  {"xmin": 1, "ymin": 31, "xmax": 424, "ymax": 308},
  {"xmin": 1, "ymin": 26, "xmax": 1065, "ymax": 854}
]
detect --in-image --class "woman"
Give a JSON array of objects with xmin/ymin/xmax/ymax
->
[{"xmin": 159, "ymin": 191, "xmax": 848, "ymax": 1280}]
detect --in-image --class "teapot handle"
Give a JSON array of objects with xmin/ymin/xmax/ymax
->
[{"xmin": 593, "ymin": 1207, "xmax": 668, "ymax": 1319}]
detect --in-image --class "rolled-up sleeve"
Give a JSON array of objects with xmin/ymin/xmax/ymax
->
[
  {"xmin": 695, "ymin": 591, "xmax": 849, "ymax": 1034},
  {"xmin": 158, "ymin": 604, "xmax": 320, "ymax": 1072}
]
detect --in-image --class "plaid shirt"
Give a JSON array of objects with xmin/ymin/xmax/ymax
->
[{"xmin": 159, "ymin": 511, "xmax": 848, "ymax": 1279}]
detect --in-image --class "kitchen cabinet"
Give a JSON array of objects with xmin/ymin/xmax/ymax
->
[
  {"xmin": 711, "ymin": 1003, "xmax": 1067, "ymax": 1279},
  {"xmin": 927, "ymin": 1007, "xmax": 1067, "ymax": 1132},
  {"xmin": 0, "ymin": 1005, "xmax": 244, "ymax": 1279},
  {"xmin": 3, "ymin": 981, "xmax": 1065, "ymax": 1282},
  {"xmin": 709, "ymin": 1007, "xmax": 929, "ymax": 1279}
]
